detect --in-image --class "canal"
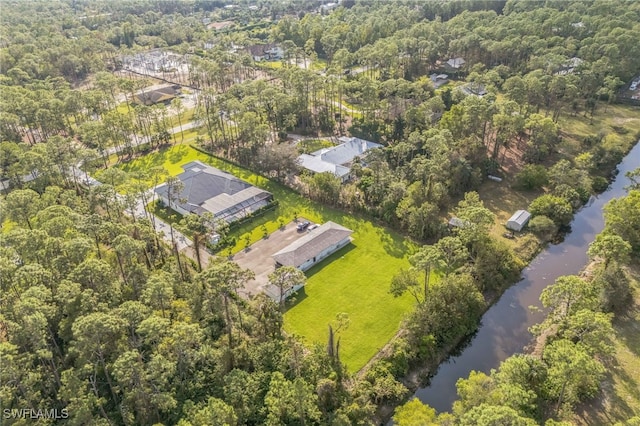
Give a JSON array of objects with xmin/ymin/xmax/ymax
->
[{"xmin": 412, "ymin": 140, "xmax": 640, "ymax": 414}]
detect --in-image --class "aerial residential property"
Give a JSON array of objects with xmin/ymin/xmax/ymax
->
[
  {"xmin": 154, "ymin": 161, "xmax": 273, "ymax": 223},
  {"xmin": 2, "ymin": 1, "xmax": 640, "ymax": 425},
  {"xmin": 133, "ymin": 83, "xmax": 182, "ymax": 106},
  {"xmin": 298, "ymin": 137, "xmax": 383, "ymax": 182}
]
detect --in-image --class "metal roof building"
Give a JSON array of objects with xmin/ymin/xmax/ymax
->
[
  {"xmin": 272, "ymin": 221, "xmax": 353, "ymax": 272},
  {"xmin": 298, "ymin": 137, "xmax": 382, "ymax": 182},
  {"xmin": 506, "ymin": 210, "xmax": 532, "ymax": 232}
]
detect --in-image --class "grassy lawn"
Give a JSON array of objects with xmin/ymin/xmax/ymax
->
[
  {"xmin": 119, "ymin": 144, "xmax": 416, "ymax": 372},
  {"xmin": 574, "ymin": 262, "xmax": 640, "ymax": 424},
  {"xmin": 285, "ymin": 219, "xmax": 415, "ymax": 372},
  {"xmin": 298, "ymin": 138, "xmax": 336, "ymax": 154},
  {"xmin": 258, "ymin": 61, "xmax": 284, "ymax": 70},
  {"xmin": 166, "ymin": 108, "xmax": 196, "ymax": 129}
]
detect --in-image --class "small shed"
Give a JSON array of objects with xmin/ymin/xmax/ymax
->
[{"xmin": 506, "ymin": 210, "xmax": 531, "ymax": 232}]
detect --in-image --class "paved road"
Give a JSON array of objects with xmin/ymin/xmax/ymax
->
[{"xmin": 132, "ymin": 189, "xmax": 192, "ymax": 251}]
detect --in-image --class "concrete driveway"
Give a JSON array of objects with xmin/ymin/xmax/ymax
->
[{"xmin": 233, "ymin": 219, "xmax": 315, "ymax": 298}]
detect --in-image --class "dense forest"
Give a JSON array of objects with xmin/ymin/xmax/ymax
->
[{"xmin": 1, "ymin": 0, "xmax": 640, "ymax": 424}]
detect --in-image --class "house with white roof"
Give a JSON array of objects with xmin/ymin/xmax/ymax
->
[
  {"xmin": 445, "ymin": 57, "xmax": 466, "ymax": 71},
  {"xmin": 298, "ymin": 137, "xmax": 383, "ymax": 183}
]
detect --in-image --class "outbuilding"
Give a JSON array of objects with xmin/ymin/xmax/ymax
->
[
  {"xmin": 506, "ymin": 210, "xmax": 531, "ymax": 232},
  {"xmin": 272, "ymin": 221, "xmax": 353, "ymax": 272}
]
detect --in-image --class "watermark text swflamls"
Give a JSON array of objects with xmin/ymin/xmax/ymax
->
[{"xmin": 3, "ymin": 408, "xmax": 69, "ymax": 420}]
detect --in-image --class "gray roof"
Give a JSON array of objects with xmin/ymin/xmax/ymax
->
[
  {"xmin": 272, "ymin": 221, "xmax": 353, "ymax": 268},
  {"xmin": 508, "ymin": 210, "xmax": 531, "ymax": 225},
  {"xmin": 460, "ymin": 83, "xmax": 488, "ymax": 97},
  {"xmin": 155, "ymin": 161, "xmax": 272, "ymax": 222},
  {"xmin": 448, "ymin": 217, "xmax": 469, "ymax": 228},
  {"xmin": 134, "ymin": 84, "xmax": 180, "ymax": 105}
]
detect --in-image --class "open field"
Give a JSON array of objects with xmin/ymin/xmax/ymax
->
[
  {"xmin": 476, "ymin": 177, "xmax": 543, "ymax": 259},
  {"xmin": 557, "ymin": 104, "xmax": 640, "ymax": 158},
  {"xmin": 119, "ymin": 144, "xmax": 416, "ymax": 372},
  {"xmin": 574, "ymin": 262, "xmax": 640, "ymax": 424}
]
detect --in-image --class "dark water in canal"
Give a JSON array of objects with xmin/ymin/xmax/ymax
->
[{"xmin": 411, "ymin": 140, "xmax": 640, "ymax": 414}]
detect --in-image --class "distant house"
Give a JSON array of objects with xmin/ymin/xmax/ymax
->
[
  {"xmin": 430, "ymin": 73, "xmax": 449, "ymax": 88},
  {"xmin": 154, "ymin": 161, "xmax": 273, "ymax": 224},
  {"xmin": 459, "ymin": 82, "xmax": 488, "ymax": 97},
  {"xmin": 272, "ymin": 221, "xmax": 353, "ymax": 272},
  {"xmin": 445, "ymin": 57, "xmax": 466, "ymax": 71},
  {"xmin": 320, "ymin": 2, "xmax": 339, "ymax": 13},
  {"xmin": 134, "ymin": 84, "xmax": 181, "ymax": 106},
  {"xmin": 506, "ymin": 210, "xmax": 531, "ymax": 232},
  {"xmin": 298, "ymin": 136, "xmax": 383, "ymax": 183},
  {"xmin": 555, "ymin": 57, "xmax": 584, "ymax": 75},
  {"xmin": 245, "ymin": 43, "xmax": 284, "ymax": 61}
]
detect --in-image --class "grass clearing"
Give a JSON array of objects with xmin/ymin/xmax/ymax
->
[
  {"xmin": 119, "ymin": 144, "xmax": 416, "ymax": 372},
  {"xmin": 556, "ymin": 104, "xmax": 640, "ymax": 157},
  {"xmin": 574, "ymin": 262, "xmax": 640, "ymax": 424},
  {"xmin": 297, "ymin": 138, "xmax": 336, "ymax": 154},
  {"xmin": 310, "ymin": 58, "xmax": 328, "ymax": 71},
  {"xmin": 477, "ymin": 103, "xmax": 640, "ymax": 257},
  {"xmin": 166, "ymin": 108, "xmax": 196, "ymax": 129},
  {"xmin": 476, "ymin": 177, "xmax": 542, "ymax": 256},
  {"xmin": 259, "ymin": 61, "xmax": 284, "ymax": 70}
]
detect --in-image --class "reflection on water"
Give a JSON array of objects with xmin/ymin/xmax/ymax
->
[{"xmin": 412, "ymin": 141, "xmax": 640, "ymax": 414}]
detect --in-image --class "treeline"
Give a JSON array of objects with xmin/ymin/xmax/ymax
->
[
  {"xmin": 0, "ymin": 182, "xmax": 397, "ymax": 425},
  {"xmin": 393, "ymin": 170, "xmax": 640, "ymax": 425},
  {"xmin": 190, "ymin": 0, "xmax": 640, "ymax": 242}
]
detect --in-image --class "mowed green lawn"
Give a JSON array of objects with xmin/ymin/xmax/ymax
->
[{"xmin": 119, "ymin": 144, "xmax": 416, "ymax": 372}]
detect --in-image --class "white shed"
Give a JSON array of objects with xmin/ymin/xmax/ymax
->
[{"xmin": 506, "ymin": 210, "xmax": 531, "ymax": 232}]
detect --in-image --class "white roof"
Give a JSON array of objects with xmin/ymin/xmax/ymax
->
[
  {"xmin": 298, "ymin": 154, "xmax": 351, "ymax": 178},
  {"xmin": 313, "ymin": 137, "xmax": 382, "ymax": 166},
  {"xmin": 446, "ymin": 57, "xmax": 466, "ymax": 68},
  {"xmin": 298, "ymin": 137, "xmax": 382, "ymax": 179},
  {"xmin": 508, "ymin": 210, "xmax": 531, "ymax": 225}
]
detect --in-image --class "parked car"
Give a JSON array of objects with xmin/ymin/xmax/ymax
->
[
  {"xmin": 297, "ymin": 221, "xmax": 310, "ymax": 231},
  {"xmin": 307, "ymin": 224, "xmax": 320, "ymax": 231}
]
